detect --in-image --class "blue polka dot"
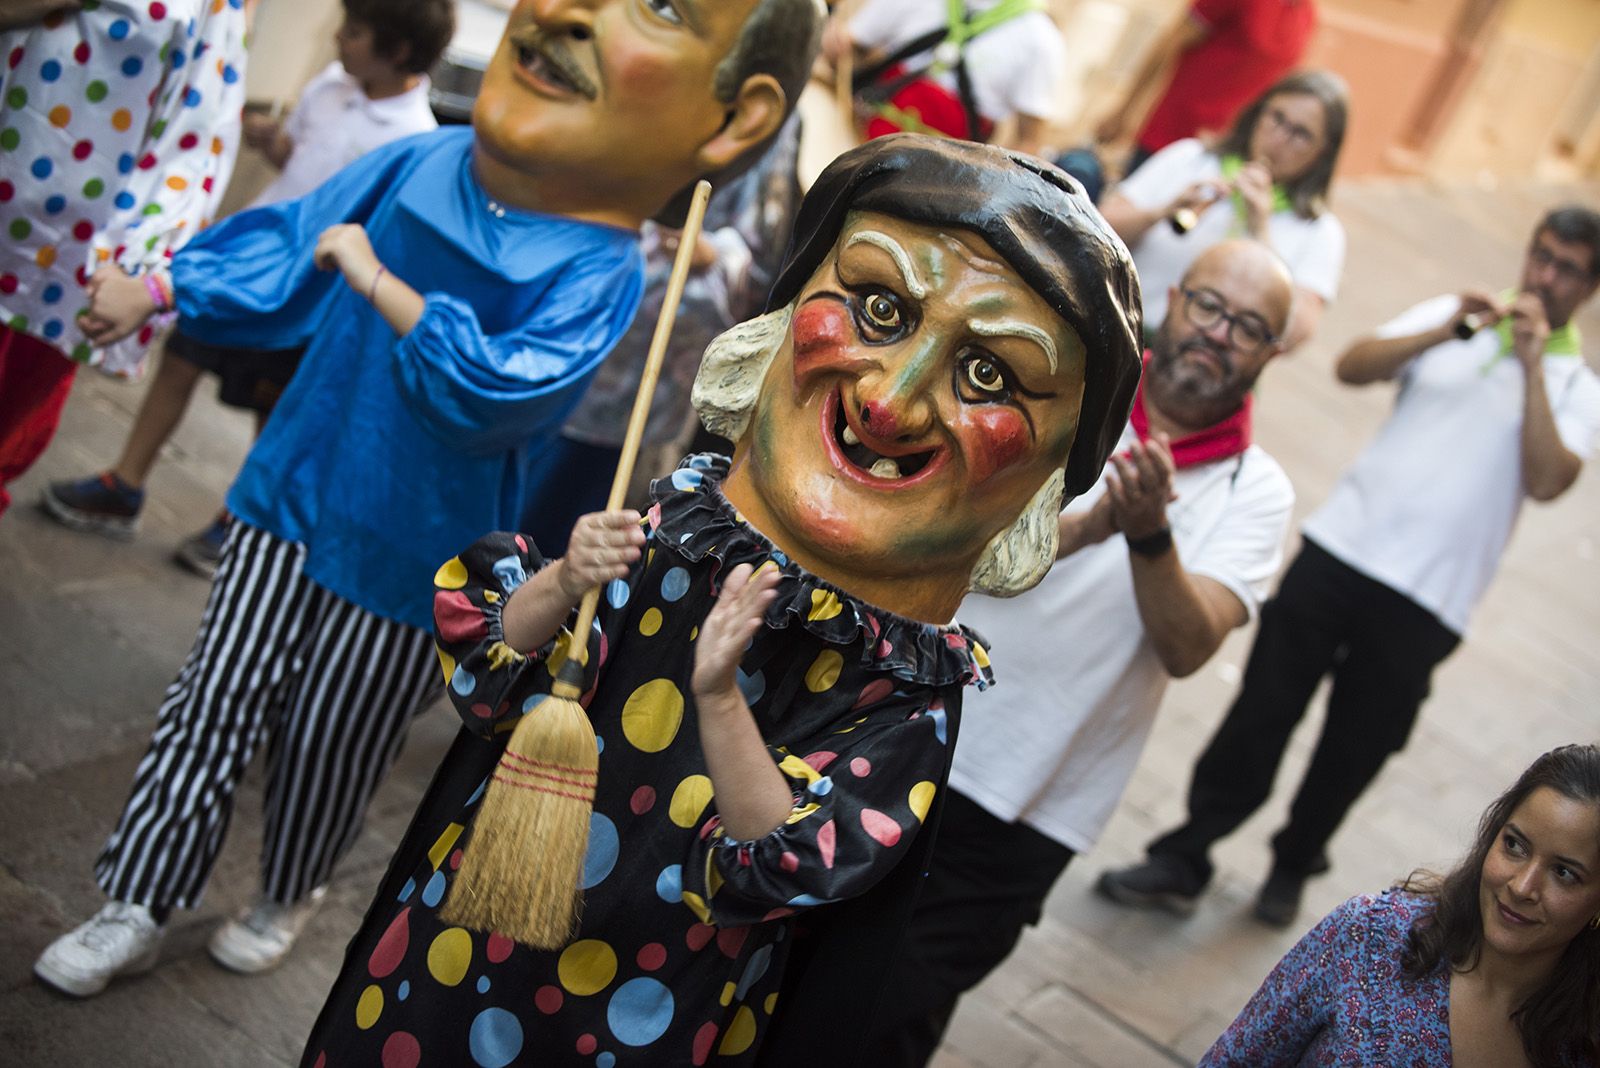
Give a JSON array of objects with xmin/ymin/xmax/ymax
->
[
  {"xmin": 660, "ymin": 567, "xmax": 690, "ymax": 603},
  {"xmin": 654, "ymin": 864, "xmax": 682, "ymax": 903},
  {"xmin": 222, "ymin": 64, "xmax": 239, "ymax": 83},
  {"xmin": 605, "ymin": 578, "xmax": 630, "ymax": 610},
  {"xmin": 477, "ymin": 975, "xmax": 491, "ymax": 994},
  {"xmin": 421, "ymin": 869, "xmax": 447, "ymax": 908},
  {"xmin": 171, "ymin": 49, "xmax": 185, "ymax": 69},
  {"xmin": 581, "ymin": 813, "xmax": 619, "ymax": 889},
  {"xmin": 595, "ymin": 734, "xmax": 604, "ymax": 754},
  {"xmin": 398, "ymin": 877, "xmax": 416, "ymax": 902},
  {"xmin": 735, "ymin": 944, "xmax": 772, "ymax": 999},
  {"xmin": 786, "ymin": 892, "xmax": 830, "ymax": 907},
  {"xmin": 669, "ymin": 468, "xmax": 703, "ymax": 491},
  {"xmin": 116, "ymin": 153, "xmax": 135, "ymax": 175},
  {"xmin": 807, "ymin": 776, "xmax": 833, "ymax": 797},
  {"xmin": 688, "ymin": 454, "xmax": 714, "ymax": 471},
  {"xmin": 770, "ymin": 550, "xmax": 788, "ymax": 566},
  {"xmin": 927, "ymin": 705, "xmax": 948, "ymax": 745},
  {"xmin": 228, "ymin": 0, "xmax": 242, "ymax": 9},
  {"xmin": 108, "ymin": 18, "xmax": 130, "ymax": 39},
  {"xmin": 40, "ymin": 59, "xmax": 61, "ymax": 82},
  {"xmin": 43, "ymin": 195, "xmax": 65, "ymax": 215},
  {"xmin": 468, "ymin": 1007, "xmax": 523, "ymax": 1068},
  {"xmin": 467, "ymin": 776, "xmax": 488, "ymax": 806},
  {"xmin": 43, "ymin": 319, "xmax": 64, "ymax": 339},
  {"xmin": 398, "ymin": 980, "xmax": 410, "ymax": 1001},
  {"xmin": 121, "ymin": 56, "xmax": 143, "ymax": 77},
  {"xmin": 451, "ymin": 664, "xmax": 477, "ymax": 697},
  {"xmin": 183, "ymin": 87, "xmax": 200, "ymax": 107},
  {"xmin": 736, "ymin": 667, "xmax": 765, "ymax": 705},
  {"xmin": 597, "ymin": 1056, "xmax": 615, "ymax": 1068},
  {"xmin": 30, "ymin": 157, "xmax": 52, "ymax": 179},
  {"xmin": 114, "ymin": 191, "xmax": 136, "ymax": 209},
  {"xmin": 679, "ymin": 532, "xmax": 693, "ymax": 544},
  {"xmin": 491, "ymin": 554, "xmax": 527, "ymax": 593},
  {"xmin": 41, "ymin": 284, "xmax": 62, "ymax": 304},
  {"xmin": 606, "ymin": 977, "xmax": 674, "ymax": 1047}
]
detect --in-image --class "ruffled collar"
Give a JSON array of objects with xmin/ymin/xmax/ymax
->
[{"xmin": 647, "ymin": 454, "xmax": 994, "ymax": 690}]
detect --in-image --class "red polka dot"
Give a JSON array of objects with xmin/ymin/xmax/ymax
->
[
  {"xmin": 179, "ymin": 132, "xmax": 199, "ymax": 150},
  {"xmin": 484, "ymin": 930, "xmax": 513, "ymax": 963},
  {"xmin": 368, "ymin": 907, "xmax": 411, "ymax": 978},
  {"xmin": 0, "ymin": 275, "xmax": 18, "ymax": 295},
  {"xmin": 313, "ymin": 1055, "xmax": 326, "ymax": 1068},
  {"xmin": 534, "ymin": 985, "xmax": 563, "ymax": 1014},
  {"xmin": 852, "ymin": 678, "xmax": 893, "ymax": 710},
  {"xmin": 575, "ymin": 1034, "xmax": 597, "ymax": 1055},
  {"xmin": 74, "ymin": 41, "xmax": 91, "ymax": 64},
  {"xmin": 138, "ymin": 324, "xmax": 155, "ymax": 345},
  {"xmin": 470, "ymin": 702, "xmax": 494, "ymax": 719},
  {"xmin": 0, "ymin": 180, "xmax": 12, "ymax": 201},
  {"xmin": 380, "ymin": 1032, "xmax": 421, "ymax": 1068},
  {"xmin": 434, "ymin": 589, "xmax": 487, "ymax": 643},
  {"xmin": 449, "ymin": 848, "xmax": 463, "ymax": 870},
  {"xmin": 629, "ymin": 785, "xmax": 656, "ymax": 815},
  {"xmin": 860, "ymin": 808, "xmax": 902, "ymax": 848},
  {"xmin": 685, "ymin": 923, "xmax": 715, "ymax": 952},
  {"xmin": 72, "ymin": 140, "xmax": 93, "ymax": 161},
  {"xmin": 778, "ymin": 851, "xmax": 799, "ymax": 873},
  {"xmin": 202, "ymin": 176, "xmax": 215, "ymax": 193},
  {"xmin": 73, "ymin": 220, "xmax": 94, "ymax": 241},
  {"xmin": 876, "ymin": 639, "xmax": 893, "ymax": 659},
  {"xmin": 761, "ymin": 906, "xmax": 795, "ymax": 921},
  {"xmin": 802, "ymin": 751, "xmax": 837, "ymax": 772},
  {"xmin": 149, "ymin": 1, "xmax": 167, "ymax": 18},
  {"xmin": 850, "ymin": 757, "xmax": 872, "ymax": 777},
  {"xmin": 137, "ymin": 152, "xmax": 157, "ymax": 170},
  {"xmin": 817, "ymin": 819, "xmax": 836, "ymax": 869},
  {"xmin": 716, "ymin": 926, "xmax": 747, "ymax": 959},
  {"xmin": 7, "ymin": 47, "xmax": 23, "ymax": 70},
  {"xmin": 74, "ymin": 265, "xmax": 90, "ymax": 286},
  {"xmin": 636, "ymin": 942, "xmax": 666, "ymax": 971},
  {"xmin": 692, "ymin": 1022, "xmax": 719, "ymax": 1065}
]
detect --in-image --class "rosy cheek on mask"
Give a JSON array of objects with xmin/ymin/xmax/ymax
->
[
  {"xmin": 790, "ymin": 299, "xmax": 856, "ymax": 386},
  {"xmin": 956, "ymin": 406, "xmax": 1032, "ymax": 486}
]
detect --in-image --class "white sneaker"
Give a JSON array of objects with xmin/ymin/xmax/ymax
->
[
  {"xmin": 207, "ymin": 886, "xmax": 327, "ymax": 974},
  {"xmin": 34, "ymin": 902, "xmax": 164, "ymax": 997}
]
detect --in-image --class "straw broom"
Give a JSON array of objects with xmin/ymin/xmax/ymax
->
[{"xmin": 441, "ymin": 180, "xmax": 715, "ymax": 948}]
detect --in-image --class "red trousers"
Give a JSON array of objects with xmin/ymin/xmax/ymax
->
[{"xmin": 0, "ymin": 325, "xmax": 77, "ymax": 518}]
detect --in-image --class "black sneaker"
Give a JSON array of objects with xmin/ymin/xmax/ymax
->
[
  {"xmin": 172, "ymin": 513, "xmax": 229, "ymax": 579},
  {"xmin": 1095, "ymin": 856, "xmax": 1204, "ymax": 916},
  {"xmin": 1253, "ymin": 869, "xmax": 1310, "ymax": 928},
  {"xmin": 42, "ymin": 473, "xmax": 145, "ymax": 539}
]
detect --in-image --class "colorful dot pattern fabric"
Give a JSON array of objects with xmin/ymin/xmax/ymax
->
[
  {"xmin": 303, "ymin": 455, "xmax": 994, "ymax": 1067},
  {"xmin": 0, "ymin": 0, "xmax": 246, "ymax": 373}
]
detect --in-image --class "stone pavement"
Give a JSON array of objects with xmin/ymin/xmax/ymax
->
[{"xmin": 2, "ymin": 177, "xmax": 1597, "ymax": 1067}]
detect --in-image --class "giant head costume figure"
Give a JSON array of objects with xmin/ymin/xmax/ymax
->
[{"xmin": 695, "ymin": 135, "xmax": 1144, "ymax": 623}]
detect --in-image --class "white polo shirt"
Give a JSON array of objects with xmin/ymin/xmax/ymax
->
[
  {"xmin": 1303, "ymin": 295, "xmax": 1600, "ymax": 635},
  {"xmin": 850, "ymin": 0, "xmax": 1066, "ymax": 124},
  {"xmin": 255, "ymin": 62, "xmax": 437, "ymax": 208},
  {"xmin": 951, "ymin": 427, "xmax": 1294, "ymax": 852},
  {"xmin": 1115, "ymin": 138, "xmax": 1345, "ymax": 328}
]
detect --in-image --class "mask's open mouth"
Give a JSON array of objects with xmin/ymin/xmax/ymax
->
[
  {"xmin": 828, "ymin": 391, "xmax": 938, "ymax": 483},
  {"xmin": 509, "ymin": 29, "xmax": 598, "ymax": 100}
]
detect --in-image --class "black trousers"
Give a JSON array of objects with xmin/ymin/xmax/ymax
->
[
  {"xmin": 1149, "ymin": 539, "xmax": 1460, "ymax": 884},
  {"xmin": 864, "ymin": 789, "xmax": 1076, "ymax": 1068}
]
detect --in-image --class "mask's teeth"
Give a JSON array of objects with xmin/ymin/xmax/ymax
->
[
  {"xmin": 869, "ymin": 457, "xmax": 902, "ymax": 480},
  {"xmin": 841, "ymin": 425, "xmax": 860, "ymax": 446}
]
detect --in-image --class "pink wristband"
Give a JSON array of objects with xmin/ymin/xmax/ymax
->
[
  {"xmin": 143, "ymin": 272, "xmax": 170, "ymax": 312},
  {"xmin": 367, "ymin": 264, "xmax": 387, "ymax": 305}
]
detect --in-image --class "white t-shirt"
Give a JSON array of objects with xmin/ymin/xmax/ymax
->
[
  {"xmin": 951, "ymin": 429, "xmax": 1294, "ymax": 852},
  {"xmin": 851, "ymin": 0, "xmax": 1066, "ymax": 124},
  {"xmin": 254, "ymin": 62, "xmax": 438, "ymax": 208},
  {"xmin": 1303, "ymin": 295, "xmax": 1600, "ymax": 635},
  {"xmin": 1115, "ymin": 138, "xmax": 1345, "ymax": 328}
]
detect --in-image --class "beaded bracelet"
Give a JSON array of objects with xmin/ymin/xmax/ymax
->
[
  {"xmin": 367, "ymin": 264, "xmax": 387, "ymax": 305},
  {"xmin": 142, "ymin": 271, "xmax": 172, "ymax": 312}
]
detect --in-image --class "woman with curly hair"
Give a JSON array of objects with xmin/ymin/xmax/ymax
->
[{"xmin": 1204, "ymin": 743, "xmax": 1600, "ymax": 1067}]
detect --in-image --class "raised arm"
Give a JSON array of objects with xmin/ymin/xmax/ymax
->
[
  {"xmin": 1507, "ymin": 291, "xmax": 1584, "ymax": 500},
  {"xmin": 1337, "ymin": 289, "xmax": 1503, "ymax": 385}
]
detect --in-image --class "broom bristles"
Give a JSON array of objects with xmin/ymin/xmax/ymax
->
[{"xmin": 441, "ymin": 689, "xmax": 597, "ymax": 949}]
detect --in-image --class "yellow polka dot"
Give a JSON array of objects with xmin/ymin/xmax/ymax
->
[
  {"xmin": 718, "ymin": 1006, "xmax": 757, "ymax": 1056},
  {"xmin": 668, "ymin": 774, "xmax": 714, "ymax": 828},
  {"xmin": 972, "ymin": 641, "xmax": 990, "ymax": 668},
  {"xmin": 355, "ymin": 983, "xmax": 384, "ymax": 1029},
  {"xmin": 909, "ymin": 781, "xmax": 937, "ymax": 823},
  {"xmin": 95, "ymin": 247, "xmax": 110, "ymax": 262},
  {"xmin": 706, "ymin": 855, "xmax": 724, "ymax": 899},
  {"xmin": 111, "ymin": 107, "xmax": 131, "ymax": 132},
  {"xmin": 639, "ymin": 606, "xmax": 662, "ymax": 637},
  {"xmin": 621, "ymin": 678, "xmax": 683, "ymax": 752},
  {"xmin": 435, "ymin": 647, "xmax": 456, "ymax": 684},
  {"xmin": 211, "ymin": 135, "xmax": 224, "ymax": 154},
  {"xmin": 434, "ymin": 556, "xmax": 468, "ymax": 589},
  {"xmin": 546, "ymin": 630, "xmax": 575, "ymax": 677},
  {"xmin": 690, "ymin": 626, "xmax": 698, "ymax": 641},
  {"xmin": 681, "ymin": 889, "xmax": 711, "ymax": 923},
  {"xmin": 804, "ymin": 650, "xmax": 844, "ymax": 693},
  {"xmin": 719, "ymin": 981, "xmax": 736, "ymax": 1006},
  {"xmin": 165, "ymin": 175, "xmax": 188, "ymax": 191},
  {"xmin": 483, "ymin": 590, "xmax": 501, "ymax": 604},
  {"xmin": 764, "ymin": 993, "xmax": 779, "ymax": 1014},
  {"xmin": 557, "ymin": 939, "xmax": 617, "ymax": 995},
  {"xmin": 426, "ymin": 927, "xmax": 472, "ymax": 987},
  {"xmin": 35, "ymin": 246, "xmax": 56, "ymax": 269},
  {"xmin": 48, "ymin": 105, "xmax": 70, "ymax": 127},
  {"xmin": 807, "ymin": 588, "xmax": 843, "ymax": 621},
  {"xmin": 428, "ymin": 822, "xmax": 464, "ymax": 871}
]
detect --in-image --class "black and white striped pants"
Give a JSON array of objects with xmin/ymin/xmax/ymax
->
[{"xmin": 95, "ymin": 522, "xmax": 442, "ymax": 910}]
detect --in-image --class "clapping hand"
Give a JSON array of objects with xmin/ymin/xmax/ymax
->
[
  {"xmin": 1106, "ymin": 434, "xmax": 1178, "ymax": 541},
  {"xmin": 692, "ymin": 563, "xmax": 781, "ymax": 701}
]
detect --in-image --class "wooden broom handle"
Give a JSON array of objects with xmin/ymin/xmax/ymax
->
[{"xmin": 568, "ymin": 180, "xmax": 715, "ymax": 648}]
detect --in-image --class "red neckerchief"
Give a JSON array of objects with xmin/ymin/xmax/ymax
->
[{"xmin": 1129, "ymin": 350, "xmax": 1253, "ymax": 469}]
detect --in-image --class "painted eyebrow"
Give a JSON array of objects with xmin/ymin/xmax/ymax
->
[
  {"xmin": 1505, "ymin": 823, "xmax": 1593, "ymax": 873},
  {"xmin": 967, "ymin": 318, "xmax": 1059, "ymax": 374},
  {"xmin": 844, "ymin": 230, "xmax": 928, "ymax": 299}
]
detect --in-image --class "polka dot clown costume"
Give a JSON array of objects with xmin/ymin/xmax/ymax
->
[{"xmin": 303, "ymin": 137, "xmax": 1142, "ymax": 1067}]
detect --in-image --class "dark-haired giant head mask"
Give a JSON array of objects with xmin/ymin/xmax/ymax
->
[{"xmin": 696, "ymin": 135, "xmax": 1142, "ymax": 623}]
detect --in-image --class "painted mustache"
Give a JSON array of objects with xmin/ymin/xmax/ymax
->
[{"xmin": 507, "ymin": 24, "xmax": 599, "ymax": 101}]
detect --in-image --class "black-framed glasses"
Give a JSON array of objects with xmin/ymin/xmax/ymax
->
[
  {"xmin": 1180, "ymin": 288, "xmax": 1278, "ymax": 355},
  {"xmin": 1527, "ymin": 244, "xmax": 1596, "ymax": 286}
]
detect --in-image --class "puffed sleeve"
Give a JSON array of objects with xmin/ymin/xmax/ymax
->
[
  {"xmin": 389, "ymin": 246, "xmax": 644, "ymax": 456},
  {"xmin": 678, "ymin": 689, "xmax": 952, "ymax": 928},
  {"xmin": 433, "ymin": 530, "xmax": 609, "ymax": 738},
  {"xmin": 1198, "ymin": 895, "xmax": 1368, "ymax": 1066}
]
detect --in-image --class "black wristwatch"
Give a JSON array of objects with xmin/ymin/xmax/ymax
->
[{"xmin": 1125, "ymin": 526, "xmax": 1174, "ymax": 558}]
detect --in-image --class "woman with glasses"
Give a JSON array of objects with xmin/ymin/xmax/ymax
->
[
  {"xmin": 1100, "ymin": 69, "xmax": 1348, "ymax": 352},
  {"xmin": 1202, "ymin": 743, "xmax": 1600, "ymax": 1067}
]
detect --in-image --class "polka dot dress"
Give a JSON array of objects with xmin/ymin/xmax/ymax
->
[
  {"xmin": 303, "ymin": 455, "xmax": 994, "ymax": 1067},
  {"xmin": 0, "ymin": 0, "xmax": 246, "ymax": 373}
]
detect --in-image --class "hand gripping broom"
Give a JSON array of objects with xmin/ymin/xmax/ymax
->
[{"xmin": 441, "ymin": 181, "xmax": 715, "ymax": 948}]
